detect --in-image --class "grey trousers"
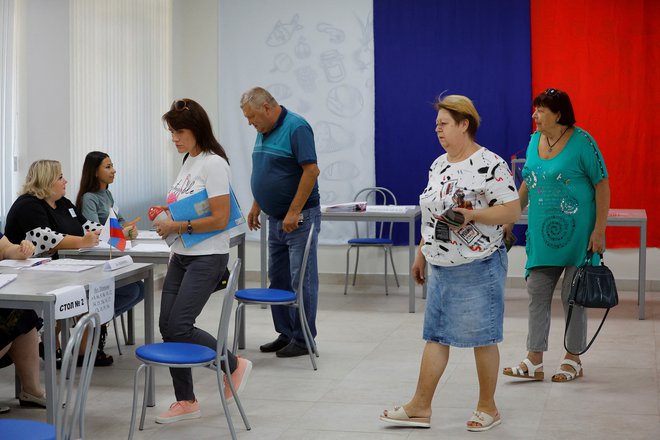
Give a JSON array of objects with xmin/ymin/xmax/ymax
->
[
  {"xmin": 159, "ymin": 253, "xmax": 237, "ymax": 402},
  {"xmin": 526, "ymin": 266, "xmax": 587, "ymax": 353}
]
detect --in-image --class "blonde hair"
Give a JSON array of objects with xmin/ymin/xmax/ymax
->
[
  {"xmin": 434, "ymin": 95, "xmax": 481, "ymax": 139},
  {"xmin": 21, "ymin": 160, "xmax": 62, "ymax": 200}
]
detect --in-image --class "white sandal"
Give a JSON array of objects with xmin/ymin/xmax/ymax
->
[
  {"xmin": 502, "ymin": 358, "xmax": 544, "ymax": 380},
  {"xmin": 466, "ymin": 410, "xmax": 501, "ymax": 432},
  {"xmin": 552, "ymin": 359, "xmax": 583, "ymax": 382}
]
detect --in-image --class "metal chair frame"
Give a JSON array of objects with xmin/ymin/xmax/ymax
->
[
  {"xmin": 232, "ymin": 224, "xmax": 319, "ymax": 370},
  {"xmin": 0, "ymin": 312, "xmax": 102, "ymax": 440},
  {"xmin": 344, "ymin": 187, "xmax": 400, "ymax": 295},
  {"xmin": 128, "ymin": 259, "xmax": 250, "ymax": 440}
]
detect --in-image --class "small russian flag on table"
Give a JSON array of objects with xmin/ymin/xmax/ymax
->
[{"xmin": 99, "ymin": 209, "xmax": 126, "ymax": 251}]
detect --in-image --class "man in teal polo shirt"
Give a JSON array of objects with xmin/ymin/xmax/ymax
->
[{"xmin": 240, "ymin": 87, "xmax": 321, "ymax": 358}]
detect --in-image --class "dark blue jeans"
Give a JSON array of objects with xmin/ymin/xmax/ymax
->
[
  {"xmin": 159, "ymin": 253, "xmax": 236, "ymax": 401},
  {"xmin": 114, "ymin": 282, "xmax": 144, "ymax": 316},
  {"xmin": 267, "ymin": 206, "xmax": 321, "ymax": 347}
]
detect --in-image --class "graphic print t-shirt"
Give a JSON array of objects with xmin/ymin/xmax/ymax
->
[
  {"xmin": 167, "ymin": 152, "xmax": 231, "ymax": 256},
  {"xmin": 419, "ymin": 148, "xmax": 518, "ymax": 266}
]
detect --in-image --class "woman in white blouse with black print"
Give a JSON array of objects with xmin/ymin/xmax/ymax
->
[{"xmin": 381, "ymin": 95, "xmax": 520, "ymax": 432}]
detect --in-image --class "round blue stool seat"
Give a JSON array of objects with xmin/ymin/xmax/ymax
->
[
  {"xmin": 0, "ymin": 419, "xmax": 56, "ymax": 440},
  {"xmin": 235, "ymin": 288, "xmax": 296, "ymax": 303},
  {"xmin": 136, "ymin": 342, "xmax": 216, "ymax": 364}
]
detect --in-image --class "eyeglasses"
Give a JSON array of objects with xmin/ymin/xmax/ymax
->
[
  {"xmin": 544, "ymin": 88, "xmax": 559, "ymax": 97},
  {"xmin": 172, "ymin": 99, "xmax": 190, "ymax": 111}
]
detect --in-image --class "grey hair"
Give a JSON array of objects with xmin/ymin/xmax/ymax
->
[{"xmin": 240, "ymin": 87, "xmax": 277, "ymax": 108}]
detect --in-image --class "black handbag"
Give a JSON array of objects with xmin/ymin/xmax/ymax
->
[{"xmin": 564, "ymin": 251, "xmax": 618, "ymax": 355}]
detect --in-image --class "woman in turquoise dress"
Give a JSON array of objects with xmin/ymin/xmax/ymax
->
[{"xmin": 503, "ymin": 88, "xmax": 610, "ymax": 383}]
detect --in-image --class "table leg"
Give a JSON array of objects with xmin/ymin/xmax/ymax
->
[
  {"xmin": 127, "ymin": 308, "xmax": 135, "ymax": 345},
  {"xmin": 409, "ymin": 218, "xmax": 416, "ymax": 313},
  {"xmin": 143, "ymin": 268, "xmax": 155, "ymax": 406},
  {"xmin": 638, "ymin": 221, "xmax": 647, "ymax": 320},
  {"xmin": 238, "ymin": 233, "xmax": 246, "ymax": 350},
  {"xmin": 43, "ymin": 303, "xmax": 56, "ymax": 424}
]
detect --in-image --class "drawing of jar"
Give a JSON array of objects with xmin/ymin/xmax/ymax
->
[{"xmin": 320, "ymin": 49, "xmax": 345, "ymax": 83}]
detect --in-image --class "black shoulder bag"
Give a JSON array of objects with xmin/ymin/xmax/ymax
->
[{"xmin": 564, "ymin": 251, "xmax": 618, "ymax": 356}]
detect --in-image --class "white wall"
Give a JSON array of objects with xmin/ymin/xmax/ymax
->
[{"xmin": 20, "ymin": 0, "xmax": 70, "ymax": 179}]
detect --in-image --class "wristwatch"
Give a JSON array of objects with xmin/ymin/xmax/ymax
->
[{"xmin": 187, "ymin": 220, "xmax": 193, "ymax": 235}]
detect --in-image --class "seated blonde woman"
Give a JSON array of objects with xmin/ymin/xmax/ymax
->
[{"xmin": 3, "ymin": 160, "xmax": 112, "ymax": 366}]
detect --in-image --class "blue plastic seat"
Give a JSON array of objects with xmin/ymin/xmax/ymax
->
[
  {"xmin": 0, "ymin": 313, "xmax": 102, "ymax": 440},
  {"xmin": 128, "ymin": 260, "xmax": 250, "ymax": 440},
  {"xmin": 344, "ymin": 187, "xmax": 400, "ymax": 295},
  {"xmin": 232, "ymin": 225, "xmax": 319, "ymax": 370}
]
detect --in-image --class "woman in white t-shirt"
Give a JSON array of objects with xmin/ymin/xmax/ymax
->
[
  {"xmin": 380, "ymin": 95, "xmax": 520, "ymax": 432},
  {"xmin": 152, "ymin": 99, "xmax": 251, "ymax": 424}
]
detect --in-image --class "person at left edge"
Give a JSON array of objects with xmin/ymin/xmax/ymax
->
[
  {"xmin": 75, "ymin": 150, "xmax": 145, "ymax": 359},
  {"xmin": 152, "ymin": 98, "xmax": 252, "ymax": 425}
]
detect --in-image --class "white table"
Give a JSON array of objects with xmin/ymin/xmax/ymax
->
[
  {"xmin": 61, "ymin": 232, "xmax": 248, "ymax": 345},
  {"xmin": 0, "ymin": 262, "xmax": 154, "ymax": 423},
  {"xmin": 518, "ymin": 208, "xmax": 648, "ymax": 319},
  {"xmin": 260, "ymin": 207, "xmax": 423, "ymax": 313}
]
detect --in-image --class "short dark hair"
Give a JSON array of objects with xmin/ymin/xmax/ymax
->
[
  {"xmin": 533, "ymin": 88, "xmax": 576, "ymax": 127},
  {"xmin": 162, "ymin": 98, "xmax": 229, "ymax": 164}
]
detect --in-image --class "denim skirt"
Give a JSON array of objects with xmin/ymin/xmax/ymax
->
[{"xmin": 423, "ymin": 246, "xmax": 507, "ymax": 348}]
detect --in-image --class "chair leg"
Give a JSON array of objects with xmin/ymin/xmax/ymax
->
[
  {"xmin": 352, "ymin": 247, "xmax": 360, "ymax": 286},
  {"xmin": 139, "ymin": 366, "xmax": 151, "ymax": 431},
  {"xmin": 384, "ymin": 248, "xmax": 389, "ymax": 296},
  {"xmin": 389, "ymin": 247, "xmax": 400, "ymax": 287},
  {"xmin": 112, "ymin": 317, "xmax": 123, "ymax": 356},
  {"xmin": 344, "ymin": 247, "xmax": 352, "ymax": 295},
  {"xmin": 219, "ymin": 351, "xmax": 251, "ymax": 432},
  {"xmin": 297, "ymin": 304, "xmax": 317, "ymax": 370},
  {"xmin": 128, "ymin": 363, "xmax": 147, "ymax": 440},
  {"xmin": 232, "ymin": 304, "xmax": 243, "ymax": 353},
  {"xmin": 120, "ymin": 313, "xmax": 129, "ymax": 345}
]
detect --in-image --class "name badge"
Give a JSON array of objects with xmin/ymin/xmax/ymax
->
[{"xmin": 69, "ymin": 208, "xmax": 77, "ymax": 217}]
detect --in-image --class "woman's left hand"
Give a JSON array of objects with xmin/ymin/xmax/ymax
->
[
  {"xmin": 588, "ymin": 229, "xmax": 606, "ymax": 254},
  {"xmin": 123, "ymin": 225, "xmax": 138, "ymax": 240}
]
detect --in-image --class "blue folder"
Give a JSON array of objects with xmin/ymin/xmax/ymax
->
[{"xmin": 168, "ymin": 187, "xmax": 245, "ymax": 248}]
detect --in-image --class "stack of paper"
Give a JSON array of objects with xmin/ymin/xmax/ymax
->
[
  {"xmin": 321, "ymin": 202, "xmax": 367, "ymax": 213},
  {"xmin": 0, "ymin": 274, "xmax": 18, "ymax": 289},
  {"xmin": 0, "ymin": 258, "xmax": 51, "ymax": 268}
]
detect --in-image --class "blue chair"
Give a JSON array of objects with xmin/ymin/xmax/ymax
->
[
  {"xmin": 232, "ymin": 224, "xmax": 319, "ymax": 370},
  {"xmin": 128, "ymin": 259, "xmax": 250, "ymax": 440},
  {"xmin": 344, "ymin": 187, "xmax": 400, "ymax": 295},
  {"xmin": 0, "ymin": 313, "xmax": 102, "ymax": 440}
]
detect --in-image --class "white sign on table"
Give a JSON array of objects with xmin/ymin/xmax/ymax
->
[
  {"xmin": 52, "ymin": 285, "xmax": 88, "ymax": 319},
  {"xmin": 88, "ymin": 278, "xmax": 115, "ymax": 324}
]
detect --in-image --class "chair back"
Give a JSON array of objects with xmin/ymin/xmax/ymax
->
[
  {"xmin": 57, "ymin": 312, "xmax": 102, "ymax": 440},
  {"xmin": 352, "ymin": 187, "xmax": 398, "ymax": 239},
  {"xmin": 295, "ymin": 224, "xmax": 316, "ymax": 301},
  {"xmin": 217, "ymin": 259, "xmax": 242, "ymax": 355}
]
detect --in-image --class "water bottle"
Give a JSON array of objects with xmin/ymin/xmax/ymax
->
[{"xmin": 147, "ymin": 206, "xmax": 178, "ymax": 246}]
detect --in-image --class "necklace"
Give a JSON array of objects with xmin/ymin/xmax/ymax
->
[{"xmin": 546, "ymin": 127, "xmax": 569, "ymax": 152}]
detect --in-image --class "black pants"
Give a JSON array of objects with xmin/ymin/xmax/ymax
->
[{"xmin": 159, "ymin": 253, "xmax": 237, "ymax": 401}]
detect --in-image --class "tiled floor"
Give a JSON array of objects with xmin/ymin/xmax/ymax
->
[{"xmin": 1, "ymin": 279, "xmax": 659, "ymax": 439}]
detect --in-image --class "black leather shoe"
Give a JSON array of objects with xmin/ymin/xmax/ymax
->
[
  {"xmin": 259, "ymin": 337, "xmax": 290, "ymax": 353},
  {"xmin": 275, "ymin": 342, "xmax": 309, "ymax": 358}
]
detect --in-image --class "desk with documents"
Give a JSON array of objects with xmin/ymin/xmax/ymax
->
[
  {"xmin": 260, "ymin": 206, "xmax": 423, "ymax": 313},
  {"xmin": 0, "ymin": 262, "xmax": 154, "ymax": 423}
]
